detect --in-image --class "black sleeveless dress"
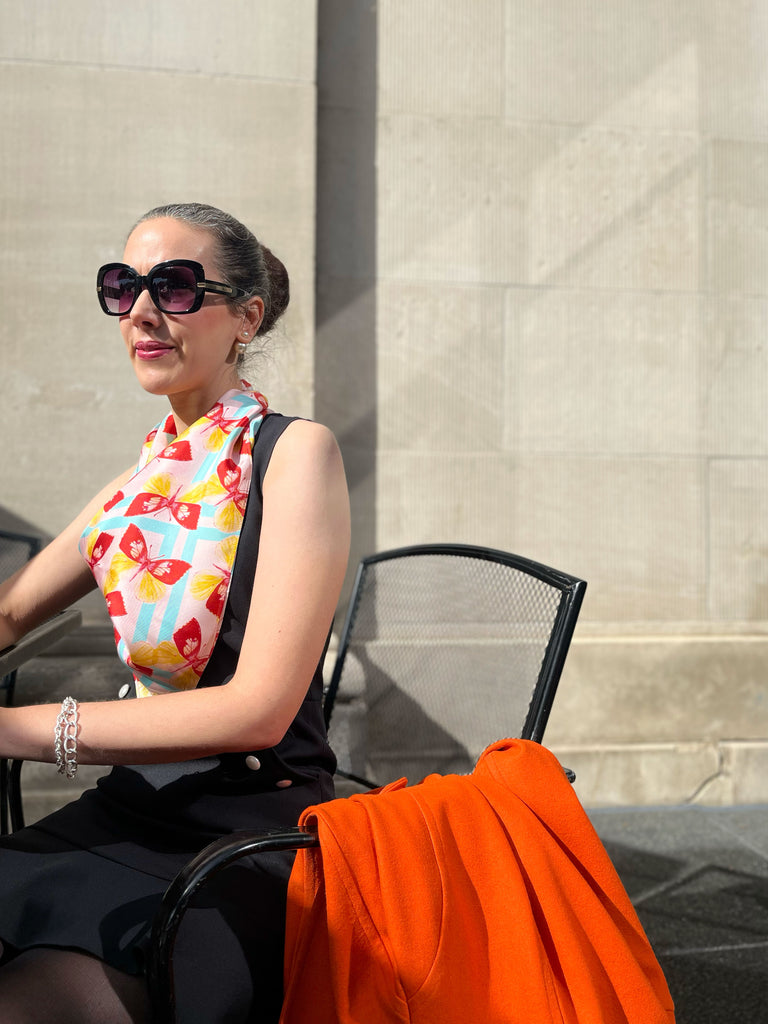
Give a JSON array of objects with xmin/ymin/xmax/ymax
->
[{"xmin": 0, "ymin": 414, "xmax": 336, "ymax": 1023}]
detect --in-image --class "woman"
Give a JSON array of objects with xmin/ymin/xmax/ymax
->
[{"xmin": 0, "ymin": 203, "xmax": 350, "ymax": 1022}]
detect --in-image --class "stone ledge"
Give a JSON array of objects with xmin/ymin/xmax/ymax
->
[{"xmin": 552, "ymin": 740, "xmax": 768, "ymax": 808}]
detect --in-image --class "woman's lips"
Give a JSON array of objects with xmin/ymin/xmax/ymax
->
[{"xmin": 135, "ymin": 340, "xmax": 174, "ymax": 360}]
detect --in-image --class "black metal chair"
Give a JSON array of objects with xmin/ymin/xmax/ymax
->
[
  {"xmin": 0, "ymin": 530, "xmax": 83, "ymax": 833},
  {"xmin": 147, "ymin": 544, "xmax": 586, "ymax": 1022},
  {"xmin": 0, "ymin": 529, "xmax": 42, "ymax": 708},
  {"xmin": 324, "ymin": 543, "xmax": 586, "ymax": 788}
]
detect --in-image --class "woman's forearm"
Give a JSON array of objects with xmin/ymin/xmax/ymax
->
[{"xmin": 0, "ymin": 682, "xmax": 291, "ymax": 767}]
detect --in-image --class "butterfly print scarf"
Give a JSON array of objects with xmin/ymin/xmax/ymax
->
[{"xmin": 79, "ymin": 384, "xmax": 268, "ymax": 697}]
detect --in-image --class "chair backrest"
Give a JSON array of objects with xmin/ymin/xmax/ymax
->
[
  {"xmin": 0, "ymin": 529, "xmax": 40, "ymax": 583},
  {"xmin": 324, "ymin": 543, "xmax": 586, "ymax": 788},
  {"xmin": 0, "ymin": 530, "xmax": 42, "ymax": 707}
]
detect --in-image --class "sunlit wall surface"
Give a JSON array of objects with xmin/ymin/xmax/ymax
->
[{"xmin": 2, "ymin": 1, "xmax": 766, "ymax": 803}]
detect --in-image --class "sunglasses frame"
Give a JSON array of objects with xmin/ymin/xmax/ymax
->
[{"xmin": 96, "ymin": 259, "xmax": 248, "ymax": 316}]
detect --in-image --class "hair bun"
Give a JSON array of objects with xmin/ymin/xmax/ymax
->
[{"xmin": 259, "ymin": 245, "xmax": 290, "ymax": 335}]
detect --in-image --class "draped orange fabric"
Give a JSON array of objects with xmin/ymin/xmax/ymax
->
[{"xmin": 280, "ymin": 739, "xmax": 675, "ymax": 1024}]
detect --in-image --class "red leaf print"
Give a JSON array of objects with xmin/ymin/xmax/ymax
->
[
  {"xmin": 126, "ymin": 493, "xmax": 167, "ymax": 516},
  {"xmin": 120, "ymin": 523, "xmax": 148, "ymax": 563},
  {"xmin": 87, "ymin": 532, "xmax": 113, "ymax": 567},
  {"xmin": 206, "ymin": 580, "xmax": 228, "ymax": 617},
  {"xmin": 217, "ymin": 459, "xmax": 241, "ymax": 491},
  {"xmin": 160, "ymin": 440, "xmax": 192, "ymax": 461},
  {"xmin": 147, "ymin": 558, "xmax": 192, "ymax": 584},
  {"xmin": 105, "ymin": 591, "xmax": 127, "ymax": 616},
  {"xmin": 103, "ymin": 491, "xmax": 124, "ymax": 513},
  {"xmin": 169, "ymin": 501, "xmax": 201, "ymax": 529},
  {"xmin": 173, "ymin": 618, "xmax": 203, "ymax": 661},
  {"xmin": 217, "ymin": 460, "xmax": 248, "ymax": 514}
]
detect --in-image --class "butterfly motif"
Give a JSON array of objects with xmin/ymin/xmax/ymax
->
[
  {"xmin": 197, "ymin": 404, "xmax": 249, "ymax": 452},
  {"xmin": 125, "ymin": 473, "xmax": 202, "ymax": 530},
  {"xmin": 84, "ymin": 530, "xmax": 114, "ymax": 569},
  {"xmin": 134, "ymin": 617, "xmax": 211, "ymax": 691},
  {"xmin": 105, "ymin": 523, "xmax": 191, "ymax": 603},
  {"xmin": 190, "ymin": 535, "xmax": 238, "ymax": 617},
  {"xmin": 210, "ymin": 460, "xmax": 249, "ymax": 532}
]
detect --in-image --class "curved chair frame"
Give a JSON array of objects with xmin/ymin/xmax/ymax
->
[{"xmin": 147, "ymin": 544, "xmax": 586, "ymax": 1021}]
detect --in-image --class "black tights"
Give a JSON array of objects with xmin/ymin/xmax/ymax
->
[{"xmin": 0, "ymin": 947, "xmax": 149, "ymax": 1023}]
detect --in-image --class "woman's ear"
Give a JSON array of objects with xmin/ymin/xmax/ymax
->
[{"xmin": 242, "ymin": 296, "xmax": 265, "ymax": 337}]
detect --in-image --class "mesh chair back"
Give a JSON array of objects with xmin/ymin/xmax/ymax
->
[
  {"xmin": 0, "ymin": 530, "xmax": 42, "ymax": 705},
  {"xmin": 0, "ymin": 530, "xmax": 40, "ymax": 582},
  {"xmin": 325, "ymin": 544, "xmax": 585, "ymax": 787}
]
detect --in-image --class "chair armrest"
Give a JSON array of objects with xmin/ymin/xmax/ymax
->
[
  {"xmin": 147, "ymin": 826, "xmax": 318, "ymax": 1024},
  {"xmin": 0, "ymin": 610, "xmax": 83, "ymax": 677}
]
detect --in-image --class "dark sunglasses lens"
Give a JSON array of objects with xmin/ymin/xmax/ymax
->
[
  {"xmin": 102, "ymin": 267, "xmax": 138, "ymax": 314},
  {"xmin": 151, "ymin": 264, "xmax": 199, "ymax": 312}
]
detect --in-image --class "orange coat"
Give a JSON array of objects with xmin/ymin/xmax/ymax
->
[{"xmin": 281, "ymin": 739, "xmax": 675, "ymax": 1024}]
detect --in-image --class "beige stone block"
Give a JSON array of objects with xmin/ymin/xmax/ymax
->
[
  {"xmin": 697, "ymin": 3, "xmax": 768, "ymax": 139},
  {"xmin": 709, "ymin": 460, "xmax": 768, "ymax": 621},
  {"xmin": 551, "ymin": 743, "xmax": 722, "ymax": 808},
  {"xmin": 378, "ymin": 115, "xmax": 700, "ymax": 291},
  {"xmin": 504, "ymin": 1, "xmax": 701, "ymax": 132},
  {"xmin": 555, "ymin": 740, "xmax": 768, "ymax": 808},
  {"xmin": 377, "ymin": 116, "xmax": 542, "ymax": 284},
  {"xmin": 379, "ymin": 0, "xmax": 505, "ymax": 117},
  {"xmin": 547, "ymin": 636, "xmax": 768, "ymax": 746},
  {"xmin": 0, "ymin": 63, "xmax": 315, "ymax": 536},
  {"xmin": 527, "ymin": 126, "xmax": 701, "ymax": 291},
  {"xmin": 503, "ymin": 1, "xmax": 768, "ymax": 140},
  {"xmin": 721, "ymin": 741, "xmax": 768, "ymax": 804},
  {"xmin": 376, "ymin": 453, "xmax": 706, "ymax": 622},
  {"xmin": 707, "ymin": 139, "xmax": 768, "ymax": 296},
  {"xmin": 0, "ymin": 0, "xmax": 317, "ymax": 81},
  {"xmin": 377, "ymin": 281, "xmax": 504, "ymax": 452},
  {"xmin": 702, "ymin": 297, "xmax": 768, "ymax": 457},
  {"xmin": 504, "ymin": 288, "xmax": 703, "ymax": 456}
]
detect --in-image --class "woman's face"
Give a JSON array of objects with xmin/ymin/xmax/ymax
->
[{"xmin": 119, "ymin": 217, "xmax": 255, "ymax": 426}]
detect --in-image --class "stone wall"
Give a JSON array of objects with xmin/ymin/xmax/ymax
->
[
  {"xmin": 319, "ymin": 1, "xmax": 768, "ymax": 805},
  {"xmin": 0, "ymin": 0, "xmax": 318, "ymax": 542},
  {"xmin": 3, "ymin": 1, "xmax": 767, "ymax": 805}
]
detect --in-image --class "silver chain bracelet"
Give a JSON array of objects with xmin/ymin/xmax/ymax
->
[{"xmin": 54, "ymin": 696, "xmax": 79, "ymax": 779}]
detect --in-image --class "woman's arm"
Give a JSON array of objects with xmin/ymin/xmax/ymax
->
[
  {"xmin": 0, "ymin": 421, "xmax": 351, "ymax": 765},
  {"xmin": 0, "ymin": 465, "xmax": 138, "ymax": 651}
]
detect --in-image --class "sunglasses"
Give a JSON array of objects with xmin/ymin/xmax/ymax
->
[{"xmin": 96, "ymin": 259, "xmax": 248, "ymax": 316}]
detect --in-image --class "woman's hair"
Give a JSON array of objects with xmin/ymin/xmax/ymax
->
[{"xmin": 132, "ymin": 202, "xmax": 289, "ymax": 336}]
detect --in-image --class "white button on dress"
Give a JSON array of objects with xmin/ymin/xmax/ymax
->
[{"xmin": 245, "ymin": 755, "xmax": 261, "ymax": 771}]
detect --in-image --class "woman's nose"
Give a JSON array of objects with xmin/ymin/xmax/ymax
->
[{"xmin": 129, "ymin": 283, "xmax": 161, "ymax": 323}]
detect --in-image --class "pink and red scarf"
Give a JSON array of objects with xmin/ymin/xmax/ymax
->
[{"xmin": 80, "ymin": 383, "xmax": 268, "ymax": 697}]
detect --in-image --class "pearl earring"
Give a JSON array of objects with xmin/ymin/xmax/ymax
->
[{"xmin": 235, "ymin": 341, "xmax": 248, "ymax": 354}]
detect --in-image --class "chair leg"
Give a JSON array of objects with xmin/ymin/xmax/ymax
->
[
  {"xmin": 147, "ymin": 828, "xmax": 318, "ymax": 1024},
  {"xmin": 9, "ymin": 761, "xmax": 24, "ymax": 832},
  {"xmin": 0, "ymin": 760, "xmax": 8, "ymax": 835}
]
